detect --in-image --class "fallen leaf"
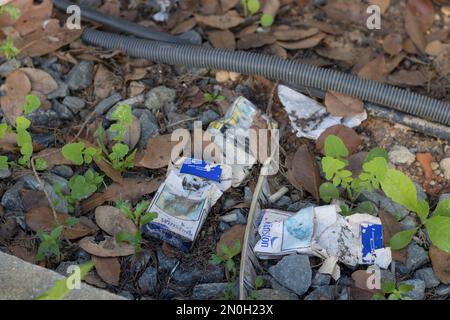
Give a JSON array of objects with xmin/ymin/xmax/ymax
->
[
  {"xmin": 425, "ymin": 40, "xmax": 450, "ymax": 56},
  {"xmin": 20, "ymin": 68, "xmax": 58, "ymax": 94},
  {"xmin": 200, "ymin": 0, "xmax": 220, "ymax": 14},
  {"xmin": 351, "ymin": 270, "xmax": 381, "ymax": 292},
  {"xmin": 349, "ymin": 286, "xmax": 377, "ymax": 300},
  {"xmin": 8, "ymin": 231, "xmax": 36, "ymax": 263},
  {"xmin": 136, "ymin": 134, "xmax": 183, "ymax": 169},
  {"xmin": 122, "ymin": 116, "xmax": 141, "ymax": 151},
  {"xmin": 416, "ymin": 153, "xmax": 434, "ymax": 180},
  {"xmin": 404, "ymin": 0, "xmax": 434, "ymax": 53},
  {"xmin": 220, "ymin": 0, "xmax": 240, "ymax": 12},
  {"xmin": 93, "ymin": 256, "xmax": 121, "ymax": 286},
  {"xmin": 128, "ymin": 81, "xmax": 146, "ymax": 97},
  {"xmin": 34, "ymin": 148, "xmax": 72, "ymax": 168},
  {"xmin": 171, "ymin": 17, "xmax": 197, "ymax": 34},
  {"xmin": 79, "ymin": 236, "xmax": 135, "ymax": 257},
  {"xmin": 383, "ymin": 33, "xmax": 403, "ymax": 55},
  {"xmin": 81, "ymin": 178, "xmax": 163, "ymax": 214},
  {"xmin": 20, "ymin": 190, "xmax": 50, "ymax": 211},
  {"xmin": 84, "ymin": 272, "xmax": 107, "ymax": 288},
  {"xmin": 316, "ymin": 125, "xmax": 362, "ymax": 156},
  {"xmin": 357, "ymin": 55, "xmax": 389, "ymax": 82},
  {"xmin": 0, "ymin": 69, "xmax": 30, "ymax": 124},
  {"xmin": 273, "ymin": 28, "xmax": 319, "ymax": 41},
  {"xmin": 368, "ymin": 0, "xmax": 391, "ymax": 14},
  {"xmin": 0, "ymin": 216, "xmax": 18, "ymax": 239},
  {"xmin": 324, "ymin": 91, "xmax": 364, "ymax": 117},
  {"xmin": 216, "ymin": 224, "xmax": 246, "ymax": 258},
  {"xmin": 379, "ymin": 211, "xmax": 407, "ymax": 263},
  {"xmin": 95, "ymin": 206, "xmax": 137, "ymax": 236},
  {"xmin": 348, "ymin": 151, "xmax": 368, "ymax": 177},
  {"xmin": 323, "ymin": 1, "xmax": 369, "ymax": 26},
  {"xmin": 195, "ymin": 10, "xmax": 245, "ymax": 30},
  {"xmin": 99, "ymin": 0, "xmax": 121, "ymax": 17},
  {"xmin": 25, "ymin": 207, "xmax": 94, "ymax": 240},
  {"xmin": 94, "ymin": 157, "xmax": 124, "ymax": 184},
  {"xmin": 385, "ymin": 52, "xmax": 407, "ymax": 73},
  {"xmin": 208, "ymin": 30, "xmax": 236, "ymax": 50},
  {"xmin": 288, "ymin": 145, "xmax": 322, "ymax": 201},
  {"xmin": 262, "ymin": 0, "xmax": 280, "ymax": 19},
  {"xmin": 276, "ymin": 33, "xmax": 326, "ymax": 50},
  {"xmin": 237, "ymin": 33, "xmax": 276, "ymax": 50},
  {"xmin": 430, "ymin": 245, "xmax": 450, "ymax": 284},
  {"xmin": 94, "ymin": 65, "xmax": 117, "ymax": 100},
  {"xmin": 434, "ymin": 48, "xmax": 450, "ymax": 77},
  {"xmin": 387, "ymin": 70, "xmax": 426, "ymax": 87},
  {"xmin": 0, "ymin": 95, "xmax": 25, "ymax": 125}
]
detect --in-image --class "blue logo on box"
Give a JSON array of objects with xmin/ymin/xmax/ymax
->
[
  {"xmin": 361, "ymin": 224, "xmax": 383, "ymax": 264},
  {"xmin": 180, "ymin": 158, "xmax": 222, "ymax": 182}
]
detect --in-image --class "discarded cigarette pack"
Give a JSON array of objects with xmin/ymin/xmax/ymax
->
[
  {"xmin": 144, "ymin": 157, "xmax": 232, "ymax": 252},
  {"xmin": 254, "ymin": 205, "xmax": 392, "ymax": 269},
  {"xmin": 206, "ymin": 96, "xmax": 277, "ymax": 187}
]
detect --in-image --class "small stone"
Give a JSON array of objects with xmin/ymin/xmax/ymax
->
[
  {"xmin": 171, "ymin": 266, "xmax": 201, "ymax": 287},
  {"xmin": 360, "ymin": 190, "xmax": 409, "ymax": 219},
  {"xmin": 305, "ymin": 285, "xmax": 337, "ymax": 300},
  {"xmin": 177, "ymin": 30, "xmax": 203, "ymax": 45},
  {"xmin": 31, "ymin": 133, "xmax": 55, "ymax": 148},
  {"xmin": 400, "ymin": 215, "xmax": 419, "ymax": 231},
  {"xmin": 388, "ymin": 145, "xmax": 415, "ymax": 165},
  {"xmin": 144, "ymin": 86, "xmax": 176, "ymax": 110},
  {"xmin": 62, "ymin": 96, "xmax": 86, "ymax": 114},
  {"xmin": 138, "ymin": 109, "xmax": 160, "ymax": 149},
  {"xmin": 0, "ymin": 59, "xmax": 20, "ymax": 76},
  {"xmin": 311, "ymin": 272, "xmax": 331, "ymax": 287},
  {"xmin": 219, "ymin": 209, "xmax": 247, "ymax": 225},
  {"xmin": 156, "ymin": 249, "xmax": 178, "ymax": 272},
  {"xmin": 132, "ymin": 250, "xmax": 153, "ymax": 273},
  {"xmin": 47, "ymin": 81, "xmax": 69, "ymax": 100},
  {"xmin": 381, "ymin": 270, "xmax": 396, "ymax": 284},
  {"xmin": 255, "ymin": 288, "xmax": 298, "ymax": 300},
  {"xmin": 200, "ymin": 110, "xmax": 220, "ymax": 126},
  {"xmin": 397, "ymin": 243, "xmax": 429, "ymax": 274},
  {"xmin": 435, "ymin": 284, "xmax": 450, "ymax": 296},
  {"xmin": 55, "ymin": 261, "xmax": 77, "ymax": 276},
  {"xmin": 200, "ymin": 265, "xmax": 225, "ymax": 284},
  {"xmin": 0, "ymin": 169, "xmax": 11, "ymax": 179},
  {"xmin": 222, "ymin": 197, "xmax": 239, "ymax": 210},
  {"xmin": 244, "ymin": 187, "xmax": 253, "ymax": 206},
  {"xmin": 399, "ymin": 279, "xmax": 425, "ymax": 300},
  {"xmin": 138, "ymin": 266, "xmax": 157, "ymax": 295},
  {"xmin": 439, "ymin": 158, "xmax": 450, "ymax": 180},
  {"xmin": 431, "ymin": 161, "xmax": 440, "ymax": 171},
  {"xmin": 106, "ymin": 95, "xmax": 145, "ymax": 120},
  {"xmin": 51, "ymin": 165, "xmax": 74, "ymax": 178},
  {"xmin": 273, "ymin": 196, "xmax": 292, "ymax": 210},
  {"xmin": 192, "ymin": 283, "xmax": 228, "ymax": 300},
  {"xmin": 53, "ymin": 102, "xmax": 74, "ymax": 120},
  {"xmin": 218, "ymin": 221, "xmax": 231, "ymax": 232},
  {"xmin": 268, "ymin": 254, "xmax": 312, "ymax": 296},
  {"xmin": 287, "ymin": 201, "xmax": 314, "ymax": 212},
  {"xmin": 94, "ymin": 93, "xmax": 122, "ymax": 115},
  {"xmin": 65, "ymin": 61, "xmax": 94, "ymax": 90},
  {"xmin": 28, "ymin": 110, "xmax": 60, "ymax": 127},
  {"xmin": 439, "ymin": 193, "xmax": 450, "ymax": 203},
  {"xmin": 1, "ymin": 180, "xmax": 25, "ymax": 212},
  {"xmin": 415, "ymin": 267, "xmax": 440, "ymax": 288}
]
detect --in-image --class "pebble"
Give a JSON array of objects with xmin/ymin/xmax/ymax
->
[
  {"xmin": 53, "ymin": 102, "xmax": 74, "ymax": 120},
  {"xmin": 144, "ymin": 86, "xmax": 176, "ymax": 111},
  {"xmin": 138, "ymin": 266, "xmax": 158, "ymax": 295},
  {"xmin": 430, "ymin": 161, "xmax": 440, "ymax": 171},
  {"xmin": 439, "ymin": 193, "xmax": 450, "ymax": 202},
  {"xmin": 62, "ymin": 96, "xmax": 86, "ymax": 114},
  {"xmin": 287, "ymin": 201, "xmax": 314, "ymax": 212},
  {"xmin": 47, "ymin": 81, "xmax": 69, "ymax": 100},
  {"xmin": 156, "ymin": 249, "xmax": 179, "ymax": 273},
  {"xmin": 311, "ymin": 272, "xmax": 331, "ymax": 287},
  {"xmin": 254, "ymin": 289, "xmax": 298, "ymax": 300},
  {"xmin": 192, "ymin": 283, "xmax": 229, "ymax": 300},
  {"xmin": 28, "ymin": 110, "xmax": 60, "ymax": 127},
  {"xmin": 219, "ymin": 209, "xmax": 247, "ymax": 225},
  {"xmin": 397, "ymin": 243, "xmax": 429, "ymax": 274},
  {"xmin": 200, "ymin": 110, "xmax": 220, "ymax": 126},
  {"xmin": 177, "ymin": 30, "xmax": 203, "ymax": 45},
  {"xmin": 0, "ymin": 59, "xmax": 20, "ymax": 76},
  {"xmin": 65, "ymin": 61, "xmax": 94, "ymax": 90},
  {"xmin": 51, "ymin": 165, "xmax": 74, "ymax": 178},
  {"xmin": 268, "ymin": 254, "xmax": 312, "ymax": 296},
  {"xmin": 0, "ymin": 169, "xmax": 11, "ymax": 179},
  {"xmin": 399, "ymin": 279, "xmax": 425, "ymax": 300},
  {"xmin": 106, "ymin": 95, "xmax": 145, "ymax": 120},
  {"xmin": 272, "ymin": 196, "xmax": 293, "ymax": 210},
  {"xmin": 439, "ymin": 158, "xmax": 450, "ymax": 180},
  {"xmin": 435, "ymin": 284, "xmax": 450, "ymax": 296},
  {"xmin": 118, "ymin": 291, "xmax": 134, "ymax": 300},
  {"xmin": 31, "ymin": 133, "xmax": 55, "ymax": 148},
  {"xmin": 94, "ymin": 93, "xmax": 123, "ymax": 115},
  {"xmin": 171, "ymin": 267, "xmax": 202, "ymax": 287},
  {"xmin": 1, "ymin": 180, "xmax": 25, "ymax": 212},
  {"xmin": 218, "ymin": 221, "xmax": 230, "ymax": 232},
  {"xmin": 138, "ymin": 109, "xmax": 160, "ymax": 149},
  {"xmin": 388, "ymin": 145, "xmax": 415, "ymax": 165},
  {"xmin": 415, "ymin": 267, "xmax": 440, "ymax": 288},
  {"xmin": 244, "ymin": 187, "xmax": 253, "ymax": 206}
]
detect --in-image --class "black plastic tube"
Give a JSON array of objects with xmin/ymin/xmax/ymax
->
[
  {"xmin": 53, "ymin": 0, "xmax": 190, "ymax": 44},
  {"xmin": 82, "ymin": 29, "xmax": 450, "ymax": 127}
]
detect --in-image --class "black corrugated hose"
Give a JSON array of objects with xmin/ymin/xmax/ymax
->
[{"xmin": 82, "ymin": 29, "xmax": 450, "ymax": 128}]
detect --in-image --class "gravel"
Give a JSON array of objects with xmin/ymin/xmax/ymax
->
[
  {"xmin": 51, "ymin": 165, "xmax": 74, "ymax": 178},
  {"xmin": 137, "ymin": 266, "xmax": 158, "ymax": 295},
  {"xmin": 200, "ymin": 109, "xmax": 220, "ymax": 125},
  {"xmin": 47, "ymin": 81, "xmax": 69, "ymax": 99},
  {"xmin": 305, "ymin": 285, "xmax": 338, "ymax": 300},
  {"xmin": 94, "ymin": 93, "xmax": 123, "ymax": 115},
  {"xmin": 62, "ymin": 96, "xmax": 86, "ymax": 114},
  {"xmin": 415, "ymin": 268, "xmax": 440, "ymax": 288},
  {"xmin": 399, "ymin": 279, "xmax": 426, "ymax": 300},
  {"xmin": 439, "ymin": 158, "xmax": 450, "ymax": 180},
  {"xmin": 388, "ymin": 145, "xmax": 416, "ymax": 165},
  {"xmin": 138, "ymin": 109, "xmax": 160, "ymax": 149},
  {"xmin": 53, "ymin": 102, "xmax": 74, "ymax": 120},
  {"xmin": 397, "ymin": 243, "xmax": 429, "ymax": 274},
  {"xmin": 65, "ymin": 61, "xmax": 94, "ymax": 90},
  {"xmin": 144, "ymin": 86, "xmax": 176, "ymax": 110},
  {"xmin": 219, "ymin": 209, "xmax": 247, "ymax": 225},
  {"xmin": 435, "ymin": 284, "xmax": 450, "ymax": 296},
  {"xmin": 0, "ymin": 169, "xmax": 11, "ymax": 179},
  {"xmin": 311, "ymin": 272, "xmax": 331, "ymax": 287},
  {"xmin": 400, "ymin": 215, "xmax": 419, "ymax": 231},
  {"xmin": 268, "ymin": 254, "xmax": 312, "ymax": 296}
]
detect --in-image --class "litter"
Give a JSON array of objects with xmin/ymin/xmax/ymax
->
[
  {"xmin": 206, "ymin": 96, "xmax": 277, "ymax": 187},
  {"xmin": 144, "ymin": 157, "xmax": 232, "ymax": 251},
  {"xmin": 253, "ymin": 204, "xmax": 392, "ymax": 279},
  {"xmin": 278, "ymin": 85, "xmax": 367, "ymax": 140}
]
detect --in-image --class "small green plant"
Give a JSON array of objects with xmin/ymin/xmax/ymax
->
[
  {"xmin": 15, "ymin": 116, "xmax": 33, "ymax": 166},
  {"xmin": 242, "ymin": 0, "xmax": 260, "ymax": 16},
  {"xmin": 114, "ymin": 200, "xmax": 157, "ymax": 253},
  {"xmin": 372, "ymin": 282, "xmax": 414, "ymax": 300},
  {"xmin": 0, "ymin": 122, "xmax": 11, "ymax": 170},
  {"xmin": 109, "ymin": 104, "xmax": 133, "ymax": 142},
  {"xmin": 108, "ymin": 142, "xmax": 136, "ymax": 171},
  {"xmin": 260, "ymin": 13, "xmax": 274, "ymax": 27},
  {"xmin": 36, "ymin": 260, "xmax": 94, "ymax": 300},
  {"xmin": 55, "ymin": 169, "xmax": 104, "ymax": 212},
  {"xmin": 23, "ymin": 94, "xmax": 41, "ymax": 115},
  {"xmin": 35, "ymin": 217, "xmax": 79, "ymax": 262},
  {"xmin": 0, "ymin": 4, "xmax": 21, "ymax": 20},
  {"xmin": 0, "ymin": 37, "xmax": 20, "ymax": 61},
  {"xmin": 319, "ymin": 135, "xmax": 450, "ymax": 254},
  {"xmin": 62, "ymin": 142, "xmax": 101, "ymax": 166},
  {"xmin": 34, "ymin": 158, "xmax": 48, "ymax": 171},
  {"xmin": 249, "ymin": 276, "xmax": 264, "ymax": 300},
  {"xmin": 210, "ymin": 240, "xmax": 241, "ymax": 300},
  {"xmin": 203, "ymin": 91, "xmax": 225, "ymax": 103}
]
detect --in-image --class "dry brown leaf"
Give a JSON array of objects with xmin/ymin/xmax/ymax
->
[
  {"xmin": 84, "ymin": 272, "xmax": 107, "ymax": 288},
  {"xmin": 387, "ymin": 70, "xmax": 426, "ymax": 87},
  {"xmin": 404, "ymin": 0, "xmax": 434, "ymax": 53},
  {"xmin": 357, "ymin": 55, "xmax": 388, "ymax": 82},
  {"xmin": 99, "ymin": 0, "xmax": 121, "ymax": 17},
  {"xmin": 323, "ymin": 1, "xmax": 369, "ymax": 26},
  {"xmin": 324, "ymin": 91, "xmax": 364, "ymax": 117},
  {"xmin": 220, "ymin": 0, "xmax": 240, "ymax": 12},
  {"xmin": 95, "ymin": 206, "xmax": 137, "ymax": 236},
  {"xmin": 216, "ymin": 224, "xmax": 246, "ymax": 258},
  {"xmin": 0, "ymin": 216, "xmax": 18, "ymax": 240},
  {"xmin": 273, "ymin": 28, "xmax": 319, "ymax": 41},
  {"xmin": 25, "ymin": 207, "xmax": 94, "ymax": 240},
  {"xmin": 208, "ymin": 30, "xmax": 236, "ymax": 50},
  {"xmin": 0, "ymin": 95, "xmax": 25, "ymax": 125},
  {"xmin": 79, "ymin": 236, "xmax": 135, "ymax": 257},
  {"xmin": 348, "ymin": 152, "xmax": 368, "ymax": 177},
  {"xmin": 277, "ymin": 33, "xmax": 326, "ymax": 50},
  {"xmin": 195, "ymin": 10, "xmax": 245, "ymax": 30},
  {"xmin": 94, "ymin": 157, "xmax": 124, "ymax": 184},
  {"xmin": 20, "ymin": 68, "xmax": 57, "ymax": 94},
  {"xmin": 262, "ymin": 0, "xmax": 280, "ymax": 18},
  {"xmin": 368, "ymin": 0, "xmax": 391, "ymax": 13},
  {"xmin": 122, "ymin": 116, "xmax": 141, "ymax": 150},
  {"xmin": 316, "ymin": 125, "xmax": 362, "ymax": 156},
  {"xmin": 430, "ymin": 245, "xmax": 450, "ymax": 284},
  {"xmin": 20, "ymin": 190, "xmax": 50, "ymax": 211},
  {"xmin": 8, "ymin": 230, "xmax": 36, "ymax": 263},
  {"xmin": 237, "ymin": 33, "xmax": 276, "ymax": 50},
  {"xmin": 385, "ymin": 53, "xmax": 407, "ymax": 73},
  {"xmin": 34, "ymin": 148, "xmax": 72, "ymax": 168},
  {"xmin": 383, "ymin": 34, "xmax": 403, "ymax": 55},
  {"xmin": 379, "ymin": 211, "xmax": 407, "ymax": 263},
  {"xmin": 288, "ymin": 145, "xmax": 322, "ymax": 201},
  {"xmin": 171, "ymin": 17, "xmax": 197, "ymax": 35},
  {"xmin": 81, "ymin": 178, "xmax": 163, "ymax": 214},
  {"xmin": 93, "ymin": 257, "xmax": 121, "ymax": 286},
  {"xmin": 136, "ymin": 134, "xmax": 182, "ymax": 169},
  {"xmin": 0, "ymin": 133, "xmax": 18, "ymax": 153},
  {"xmin": 351, "ymin": 270, "xmax": 381, "ymax": 292},
  {"xmin": 94, "ymin": 65, "xmax": 117, "ymax": 100},
  {"xmin": 425, "ymin": 40, "xmax": 450, "ymax": 56},
  {"xmin": 0, "ymin": 69, "xmax": 30, "ymax": 124},
  {"xmin": 434, "ymin": 48, "xmax": 450, "ymax": 77},
  {"xmin": 125, "ymin": 68, "xmax": 148, "ymax": 82},
  {"xmin": 129, "ymin": 81, "xmax": 146, "ymax": 97}
]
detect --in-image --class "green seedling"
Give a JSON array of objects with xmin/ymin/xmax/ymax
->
[
  {"xmin": 114, "ymin": 200, "xmax": 157, "ymax": 253},
  {"xmin": 109, "ymin": 104, "xmax": 133, "ymax": 142},
  {"xmin": 0, "ymin": 122, "xmax": 12, "ymax": 170},
  {"xmin": 372, "ymin": 282, "xmax": 414, "ymax": 300},
  {"xmin": 62, "ymin": 142, "xmax": 101, "ymax": 166},
  {"xmin": 15, "ymin": 116, "xmax": 33, "ymax": 166},
  {"xmin": 203, "ymin": 91, "xmax": 225, "ymax": 103},
  {"xmin": 108, "ymin": 142, "xmax": 136, "ymax": 171},
  {"xmin": 23, "ymin": 94, "xmax": 41, "ymax": 115},
  {"xmin": 249, "ymin": 276, "xmax": 264, "ymax": 300},
  {"xmin": 36, "ymin": 260, "xmax": 94, "ymax": 300},
  {"xmin": 319, "ymin": 135, "xmax": 450, "ymax": 254},
  {"xmin": 34, "ymin": 158, "xmax": 48, "ymax": 171},
  {"xmin": 0, "ymin": 37, "xmax": 20, "ymax": 61},
  {"xmin": 260, "ymin": 13, "xmax": 274, "ymax": 27},
  {"xmin": 0, "ymin": 4, "xmax": 21, "ymax": 20},
  {"xmin": 210, "ymin": 240, "xmax": 241, "ymax": 300},
  {"xmin": 242, "ymin": 0, "xmax": 260, "ymax": 16}
]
